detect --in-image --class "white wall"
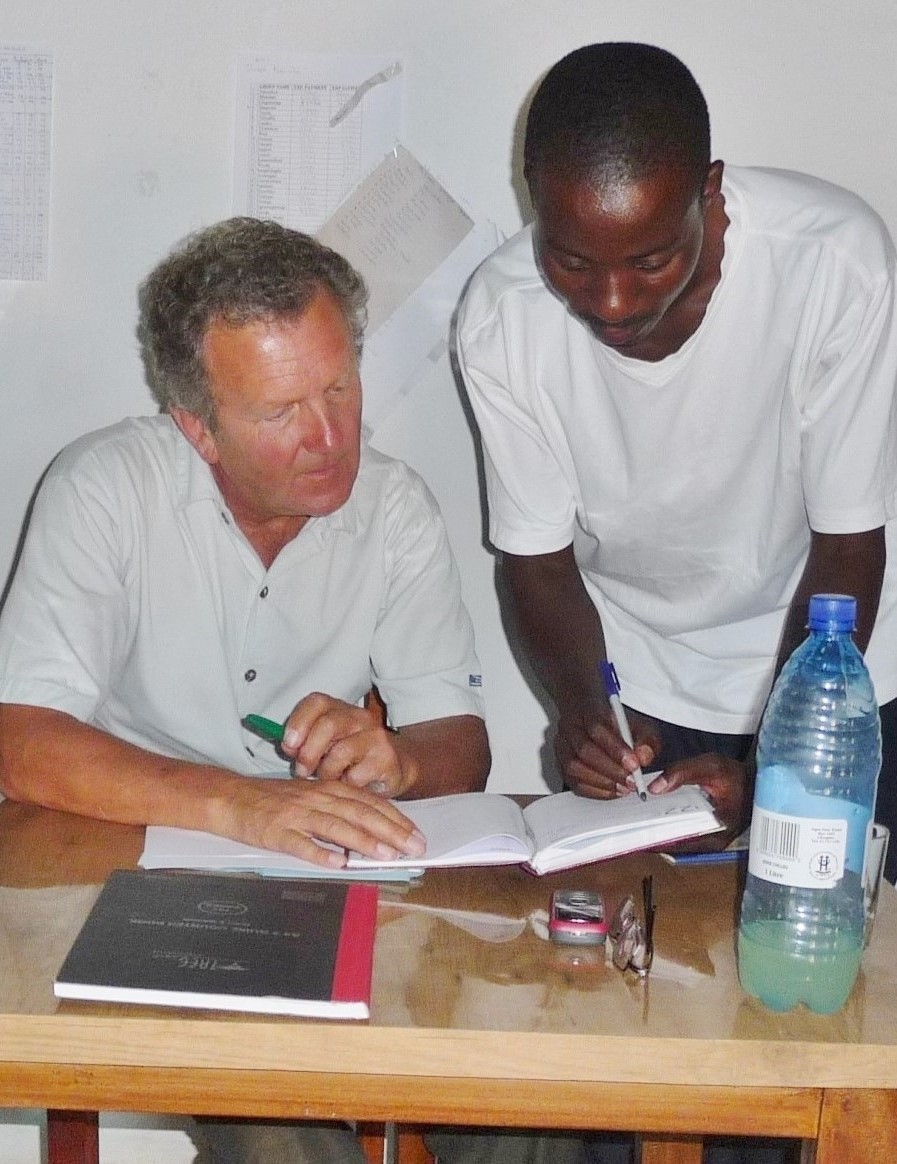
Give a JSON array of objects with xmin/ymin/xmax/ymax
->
[
  {"xmin": 3, "ymin": 0, "xmax": 897, "ymax": 797},
  {"xmin": 2, "ymin": 1, "xmax": 897, "ymax": 1153}
]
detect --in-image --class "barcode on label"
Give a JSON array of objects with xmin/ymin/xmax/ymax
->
[{"xmin": 757, "ymin": 814, "xmax": 800, "ymax": 860}]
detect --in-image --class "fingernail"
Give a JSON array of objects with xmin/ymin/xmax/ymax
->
[
  {"xmin": 325, "ymin": 850, "xmax": 347, "ymax": 868},
  {"xmin": 283, "ymin": 727, "xmax": 299, "ymax": 749},
  {"xmin": 375, "ymin": 842, "xmax": 399, "ymax": 859},
  {"xmin": 293, "ymin": 762, "xmax": 309, "ymax": 779},
  {"xmin": 404, "ymin": 831, "xmax": 427, "ymax": 856},
  {"xmin": 650, "ymin": 776, "xmax": 669, "ymax": 792}
]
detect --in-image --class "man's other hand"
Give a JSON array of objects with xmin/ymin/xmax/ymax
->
[
  {"xmin": 216, "ymin": 774, "xmax": 426, "ymax": 869},
  {"xmin": 281, "ymin": 692, "xmax": 408, "ymax": 795},
  {"xmin": 647, "ymin": 753, "xmax": 750, "ymax": 845}
]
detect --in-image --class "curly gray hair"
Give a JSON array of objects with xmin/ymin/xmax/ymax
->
[{"xmin": 137, "ymin": 217, "xmax": 368, "ymax": 425}]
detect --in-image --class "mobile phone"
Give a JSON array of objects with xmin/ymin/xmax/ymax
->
[{"xmin": 548, "ymin": 889, "xmax": 607, "ymax": 945}]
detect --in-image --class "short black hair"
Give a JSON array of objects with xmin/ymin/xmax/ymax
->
[{"xmin": 524, "ymin": 43, "xmax": 710, "ymax": 194}]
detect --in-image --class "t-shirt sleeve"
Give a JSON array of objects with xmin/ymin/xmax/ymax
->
[
  {"xmin": 800, "ymin": 252, "xmax": 897, "ymax": 532},
  {"xmin": 370, "ymin": 467, "xmax": 485, "ymax": 727},
  {"xmin": 0, "ymin": 450, "xmax": 128, "ymax": 720},
  {"xmin": 456, "ymin": 290, "xmax": 579, "ymax": 555}
]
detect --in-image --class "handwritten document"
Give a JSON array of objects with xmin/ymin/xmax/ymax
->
[
  {"xmin": 318, "ymin": 146, "xmax": 499, "ymax": 430},
  {"xmin": 0, "ymin": 48, "xmax": 52, "ymax": 281},
  {"xmin": 317, "ymin": 144, "xmax": 473, "ymax": 333},
  {"xmin": 233, "ymin": 53, "xmax": 403, "ymax": 234}
]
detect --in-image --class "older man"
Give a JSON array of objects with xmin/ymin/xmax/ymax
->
[
  {"xmin": 0, "ymin": 218, "xmax": 590, "ymax": 1164},
  {"xmin": 0, "ymin": 218, "xmax": 489, "ymax": 862}
]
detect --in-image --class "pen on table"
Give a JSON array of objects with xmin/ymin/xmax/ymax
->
[
  {"xmin": 659, "ymin": 849, "xmax": 747, "ymax": 866},
  {"xmin": 599, "ymin": 661, "xmax": 650, "ymax": 801}
]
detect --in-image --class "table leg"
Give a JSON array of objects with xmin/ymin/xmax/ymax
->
[
  {"xmin": 815, "ymin": 1089, "xmax": 897, "ymax": 1164},
  {"xmin": 46, "ymin": 1110, "xmax": 99, "ymax": 1164},
  {"xmin": 640, "ymin": 1134, "xmax": 703, "ymax": 1163}
]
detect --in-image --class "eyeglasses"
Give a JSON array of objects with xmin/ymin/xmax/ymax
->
[{"xmin": 608, "ymin": 875, "xmax": 656, "ymax": 977}]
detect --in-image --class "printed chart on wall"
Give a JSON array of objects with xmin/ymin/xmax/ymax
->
[
  {"xmin": 233, "ymin": 52, "xmax": 404, "ymax": 235},
  {"xmin": 0, "ymin": 46, "xmax": 53, "ymax": 281},
  {"xmin": 232, "ymin": 52, "xmax": 499, "ymax": 431}
]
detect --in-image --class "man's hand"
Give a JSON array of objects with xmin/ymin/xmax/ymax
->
[
  {"xmin": 214, "ymin": 773, "xmax": 427, "ymax": 868},
  {"xmin": 647, "ymin": 753, "xmax": 751, "ymax": 845},
  {"xmin": 0, "ymin": 703, "xmax": 428, "ymax": 869},
  {"xmin": 281, "ymin": 692, "xmax": 409, "ymax": 796},
  {"xmin": 557, "ymin": 706, "xmax": 661, "ymax": 799}
]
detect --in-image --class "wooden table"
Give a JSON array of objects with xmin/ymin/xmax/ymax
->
[{"xmin": 2, "ymin": 800, "xmax": 897, "ymax": 1163}]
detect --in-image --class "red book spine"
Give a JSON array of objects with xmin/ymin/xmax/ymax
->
[{"xmin": 331, "ymin": 883, "xmax": 379, "ymax": 1005}]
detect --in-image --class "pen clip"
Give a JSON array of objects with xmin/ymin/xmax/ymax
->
[{"xmin": 599, "ymin": 660, "xmax": 620, "ymax": 697}]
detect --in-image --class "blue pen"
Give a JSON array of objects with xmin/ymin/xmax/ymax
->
[
  {"xmin": 599, "ymin": 661, "xmax": 650, "ymax": 801},
  {"xmin": 660, "ymin": 849, "xmax": 747, "ymax": 866}
]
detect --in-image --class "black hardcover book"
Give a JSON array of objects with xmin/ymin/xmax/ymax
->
[{"xmin": 54, "ymin": 869, "xmax": 378, "ymax": 1019}]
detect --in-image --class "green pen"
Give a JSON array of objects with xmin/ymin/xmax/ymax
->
[
  {"xmin": 242, "ymin": 713, "xmax": 285, "ymax": 744},
  {"xmin": 242, "ymin": 711, "xmax": 389, "ymax": 795}
]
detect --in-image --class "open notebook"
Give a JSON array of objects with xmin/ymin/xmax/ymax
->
[{"xmin": 141, "ymin": 785, "xmax": 723, "ymax": 878}]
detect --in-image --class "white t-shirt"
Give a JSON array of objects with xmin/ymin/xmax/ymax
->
[
  {"xmin": 457, "ymin": 166, "xmax": 897, "ymax": 733},
  {"xmin": 0, "ymin": 416, "xmax": 484, "ymax": 774}
]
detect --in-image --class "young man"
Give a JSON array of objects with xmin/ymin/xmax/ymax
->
[{"xmin": 457, "ymin": 43, "xmax": 897, "ymax": 882}]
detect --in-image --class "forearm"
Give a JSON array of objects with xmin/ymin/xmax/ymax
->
[
  {"xmin": 0, "ymin": 702, "xmax": 429, "ymax": 865},
  {"xmin": 776, "ymin": 528, "xmax": 885, "ymax": 674},
  {"xmin": 392, "ymin": 715, "xmax": 490, "ymax": 799},
  {"xmin": 0, "ymin": 703, "xmax": 244, "ymax": 832},
  {"xmin": 502, "ymin": 546, "xmax": 608, "ymax": 716}
]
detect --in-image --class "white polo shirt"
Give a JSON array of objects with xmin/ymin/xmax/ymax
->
[
  {"xmin": 458, "ymin": 167, "xmax": 897, "ymax": 732},
  {"xmin": 0, "ymin": 416, "xmax": 484, "ymax": 775}
]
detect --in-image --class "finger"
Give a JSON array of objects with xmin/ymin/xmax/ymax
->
[
  {"xmin": 291, "ymin": 789, "xmax": 426, "ymax": 860},
  {"xmin": 562, "ymin": 755, "xmax": 620, "ymax": 799},
  {"xmin": 281, "ymin": 693, "xmax": 336, "ymax": 759},
  {"xmin": 293, "ymin": 708, "xmax": 368, "ymax": 778},
  {"xmin": 583, "ymin": 719, "xmax": 644, "ymax": 775},
  {"xmin": 566, "ymin": 733, "xmax": 629, "ymax": 783},
  {"xmin": 309, "ymin": 725, "xmax": 402, "ymax": 794},
  {"xmin": 303, "ymin": 779, "xmax": 421, "ymax": 833},
  {"xmin": 635, "ymin": 743, "xmax": 656, "ymax": 770}
]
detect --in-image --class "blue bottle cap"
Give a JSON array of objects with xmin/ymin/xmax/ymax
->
[{"xmin": 808, "ymin": 593, "xmax": 857, "ymax": 632}]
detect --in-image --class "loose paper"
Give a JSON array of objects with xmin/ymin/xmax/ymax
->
[{"xmin": 0, "ymin": 47, "xmax": 52, "ymax": 281}]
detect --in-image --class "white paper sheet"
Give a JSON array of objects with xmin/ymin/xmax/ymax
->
[
  {"xmin": 317, "ymin": 144, "xmax": 474, "ymax": 334},
  {"xmin": 0, "ymin": 47, "xmax": 52, "ymax": 281},
  {"xmin": 318, "ymin": 145, "xmax": 501, "ymax": 430},
  {"xmin": 233, "ymin": 52, "xmax": 403, "ymax": 234}
]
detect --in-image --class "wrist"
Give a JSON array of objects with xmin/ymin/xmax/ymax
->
[{"xmin": 387, "ymin": 728, "xmax": 419, "ymax": 798}]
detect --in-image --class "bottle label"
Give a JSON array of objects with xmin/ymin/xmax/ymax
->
[{"xmin": 748, "ymin": 806, "xmax": 847, "ymax": 888}]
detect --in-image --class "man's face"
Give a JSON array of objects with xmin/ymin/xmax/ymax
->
[
  {"xmin": 531, "ymin": 163, "xmax": 719, "ymax": 360},
  {"xmin": 180, "ymin": 289, "xmax": 362, "ymax": 534}
]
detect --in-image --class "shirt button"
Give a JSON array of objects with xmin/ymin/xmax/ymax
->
[
  {"xmin": 260, "ymin": 586, "xmax": 269, "ymax": 599},
  {"xmin": 244, "ymin": 669, "xmax": 257, "ymax": 682}
]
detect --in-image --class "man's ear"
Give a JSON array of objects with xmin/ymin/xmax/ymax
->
[
  {"xmin": 702, "ymin": 160, "xmax": 724, "ymax": 207},
  {"xmin": 170, "ymin": 407, "xmax": 219, "ymax": 465}
]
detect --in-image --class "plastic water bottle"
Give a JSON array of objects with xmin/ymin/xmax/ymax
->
[{"xmin": 737, "ymin": 594, "xmax": 880, "ymax": 1013}]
